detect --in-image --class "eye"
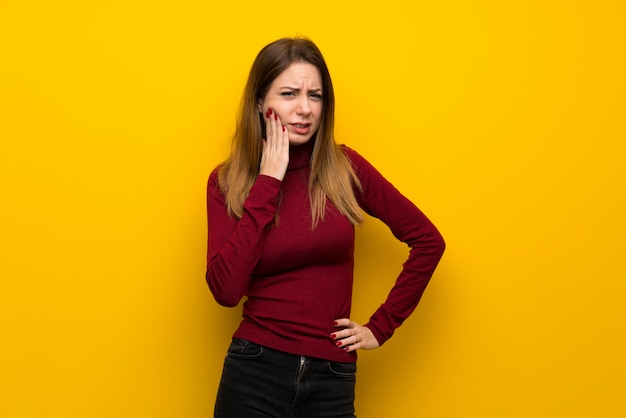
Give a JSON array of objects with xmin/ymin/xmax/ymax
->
[
  {"xmin": 280, "ymin": 91, "xmax": 295, "ymax": 97},
  {"xmin": 310, "ymin": 93, "xmax": 323, "ymax": 100}
]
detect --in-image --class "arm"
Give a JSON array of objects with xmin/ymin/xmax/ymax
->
[
  {"xmin": 206, "ymin": 172, "xmax": 281, "ymax": 307},
  {"xmin": 333, "ymin": 147, "xmax": 445, "ymax": 350},
  {"xmin": 206, "ymin": 107, "xmax": 290, "ymax": 306}
]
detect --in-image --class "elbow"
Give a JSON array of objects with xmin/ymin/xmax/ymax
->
[
  {"xmin": 206, "ymin": 272, "xmax": 243, "ymax": 307},
  {"xmin": 213, "ymin": 295, "xmax": 241, "ymax": 308},
  {"xmin": 420, "ymin": 226, "xmax": 446, "ymax": 260},
  {"xmin": 435, "ymin": 230, "xmax": 446, "ymax": 257}
]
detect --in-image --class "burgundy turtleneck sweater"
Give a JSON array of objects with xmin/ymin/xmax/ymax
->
[{"xmin": 206, "ymin": 141, "xmax": 445, "ymax": 362}]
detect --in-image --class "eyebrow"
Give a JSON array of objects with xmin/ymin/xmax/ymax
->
[{"xmin": 279, "ymin": 86, "xmax": 323, "ymax": 93}]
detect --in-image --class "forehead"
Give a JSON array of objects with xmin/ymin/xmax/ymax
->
[{"xmin": 272, "ymin": 62, "xmax": 322, "ymax": 87}]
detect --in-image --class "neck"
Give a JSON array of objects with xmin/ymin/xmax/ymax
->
[{"xmin": 287, "ymin": 139, "xmax": 315, "ymax": 171}]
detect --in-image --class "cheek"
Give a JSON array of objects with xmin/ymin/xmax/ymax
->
[
  {"xmin": 263, "ymin": 100, "xmax": 285, "ymax": 115},
  {"xmin": 313, "ymin": 106, "xmax": 323, "ymax": 125}
]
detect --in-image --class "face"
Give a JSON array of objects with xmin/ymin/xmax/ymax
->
[{"xmin": 258, "ymin": 62, "xmax": 323, "ymax": 146}]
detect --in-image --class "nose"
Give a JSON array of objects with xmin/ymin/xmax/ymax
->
[{"xmin": 296, "ymin": 96, "xmax": 312, "ymax": 115}]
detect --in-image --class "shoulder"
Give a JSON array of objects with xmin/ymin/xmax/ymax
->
[
  {"xmin": 208, "ymin": 165, "xmax": 221, "ymax": 184},
  {"xmin": 207, "ymin": 164, "xmax": 225, "ymax": 196},
  {"xmin": 209, "ymin": 164, "xmax": 221, "ymax": 179},
  {"xmin": 338, "ymin": 144, "xmax": 379, "ymax": 176},
  {"xmin": 339, "ymin": 144, "xmax": 370, "ymax": 168},
  {"xmin": 339, "ymin": 143, "xmax": 360, "ymax": 159}
]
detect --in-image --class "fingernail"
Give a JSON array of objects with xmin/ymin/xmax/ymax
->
[
  {"xmin": 343, "ymin": 347, "xmax": 349, "ymax": 351},
  {"xmin": 333, "ymin": 321, "xmax": 339, "ymax": 326},
  {"xmin": 336, "ymin": 341, "xmax": 342, "ymax": 347},
  {"xmin": 268, "ymin": 108, "xmax": 273, "ymax": 115},
  {"xmin": 330, "ymin": 333, "xmax": 336, "ymax": 339},
  {"xmin": 274, "ymin": 113, "xmax": 278, "ymax": 121},
  {"xmin": 282, "ymin": 126, "xmax": 286, "ymax": 132},
  {"xmin": 265, "ymin": 111, "xmax": 269, "ymax": 118}
]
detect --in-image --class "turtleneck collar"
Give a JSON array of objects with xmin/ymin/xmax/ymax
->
[{"xmin": 287, "ymin": 138, "xmax": 315, "ymax": 171}]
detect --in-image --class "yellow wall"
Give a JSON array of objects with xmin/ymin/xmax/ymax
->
[{"xmin": 1, "ymin": 1, "xmax": 624, "ymax": 417}]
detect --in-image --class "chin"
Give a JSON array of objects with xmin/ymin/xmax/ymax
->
[{"xmin": 289, "ymin": 136, "xmax": 312, "ymax": 146}]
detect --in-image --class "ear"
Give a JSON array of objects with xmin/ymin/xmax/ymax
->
[{"xmin": 257, "ymin": 99, "xmax": 263, "ymax": 113}]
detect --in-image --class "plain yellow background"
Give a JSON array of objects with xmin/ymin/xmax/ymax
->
[{"xmin": 1, "ymin": 1, "xmax": 625, "ymax": 417}]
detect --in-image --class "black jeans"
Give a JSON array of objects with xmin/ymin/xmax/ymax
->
[{"xmin": 214, "ymin": 339, "xmax": 357, "ymax": 418}]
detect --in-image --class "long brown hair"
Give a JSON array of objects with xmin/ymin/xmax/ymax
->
[{"xmin": 218, "ymin": 37, "xmax": 364, "ymax": 227}]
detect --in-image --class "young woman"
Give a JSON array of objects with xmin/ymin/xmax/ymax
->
[{"xmin": 206, "ymin": 37, "xmax": 445, "ymax": 417}]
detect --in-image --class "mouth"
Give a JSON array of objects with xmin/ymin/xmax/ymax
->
[{"xmin": 290, "ymin": 123, "xmax": 311, "ymax": 135}]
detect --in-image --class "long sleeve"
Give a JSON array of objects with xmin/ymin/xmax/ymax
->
[
  {"xmin": 343, "ymin": 146, "xmax": 446, "ymax": 346},
  {"xmin": 206, "ymin": 169, "xmax": 282, "ymax": 307}
]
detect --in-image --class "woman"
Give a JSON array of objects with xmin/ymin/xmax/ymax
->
[{"xmin": 206, "ymin": 37, "xmax": 445, "ymax": 417}]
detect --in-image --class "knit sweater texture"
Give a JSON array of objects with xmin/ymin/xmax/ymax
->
[{"xmin": 206, "ymin": 140, "xmax": 445, "ymax": 362}]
